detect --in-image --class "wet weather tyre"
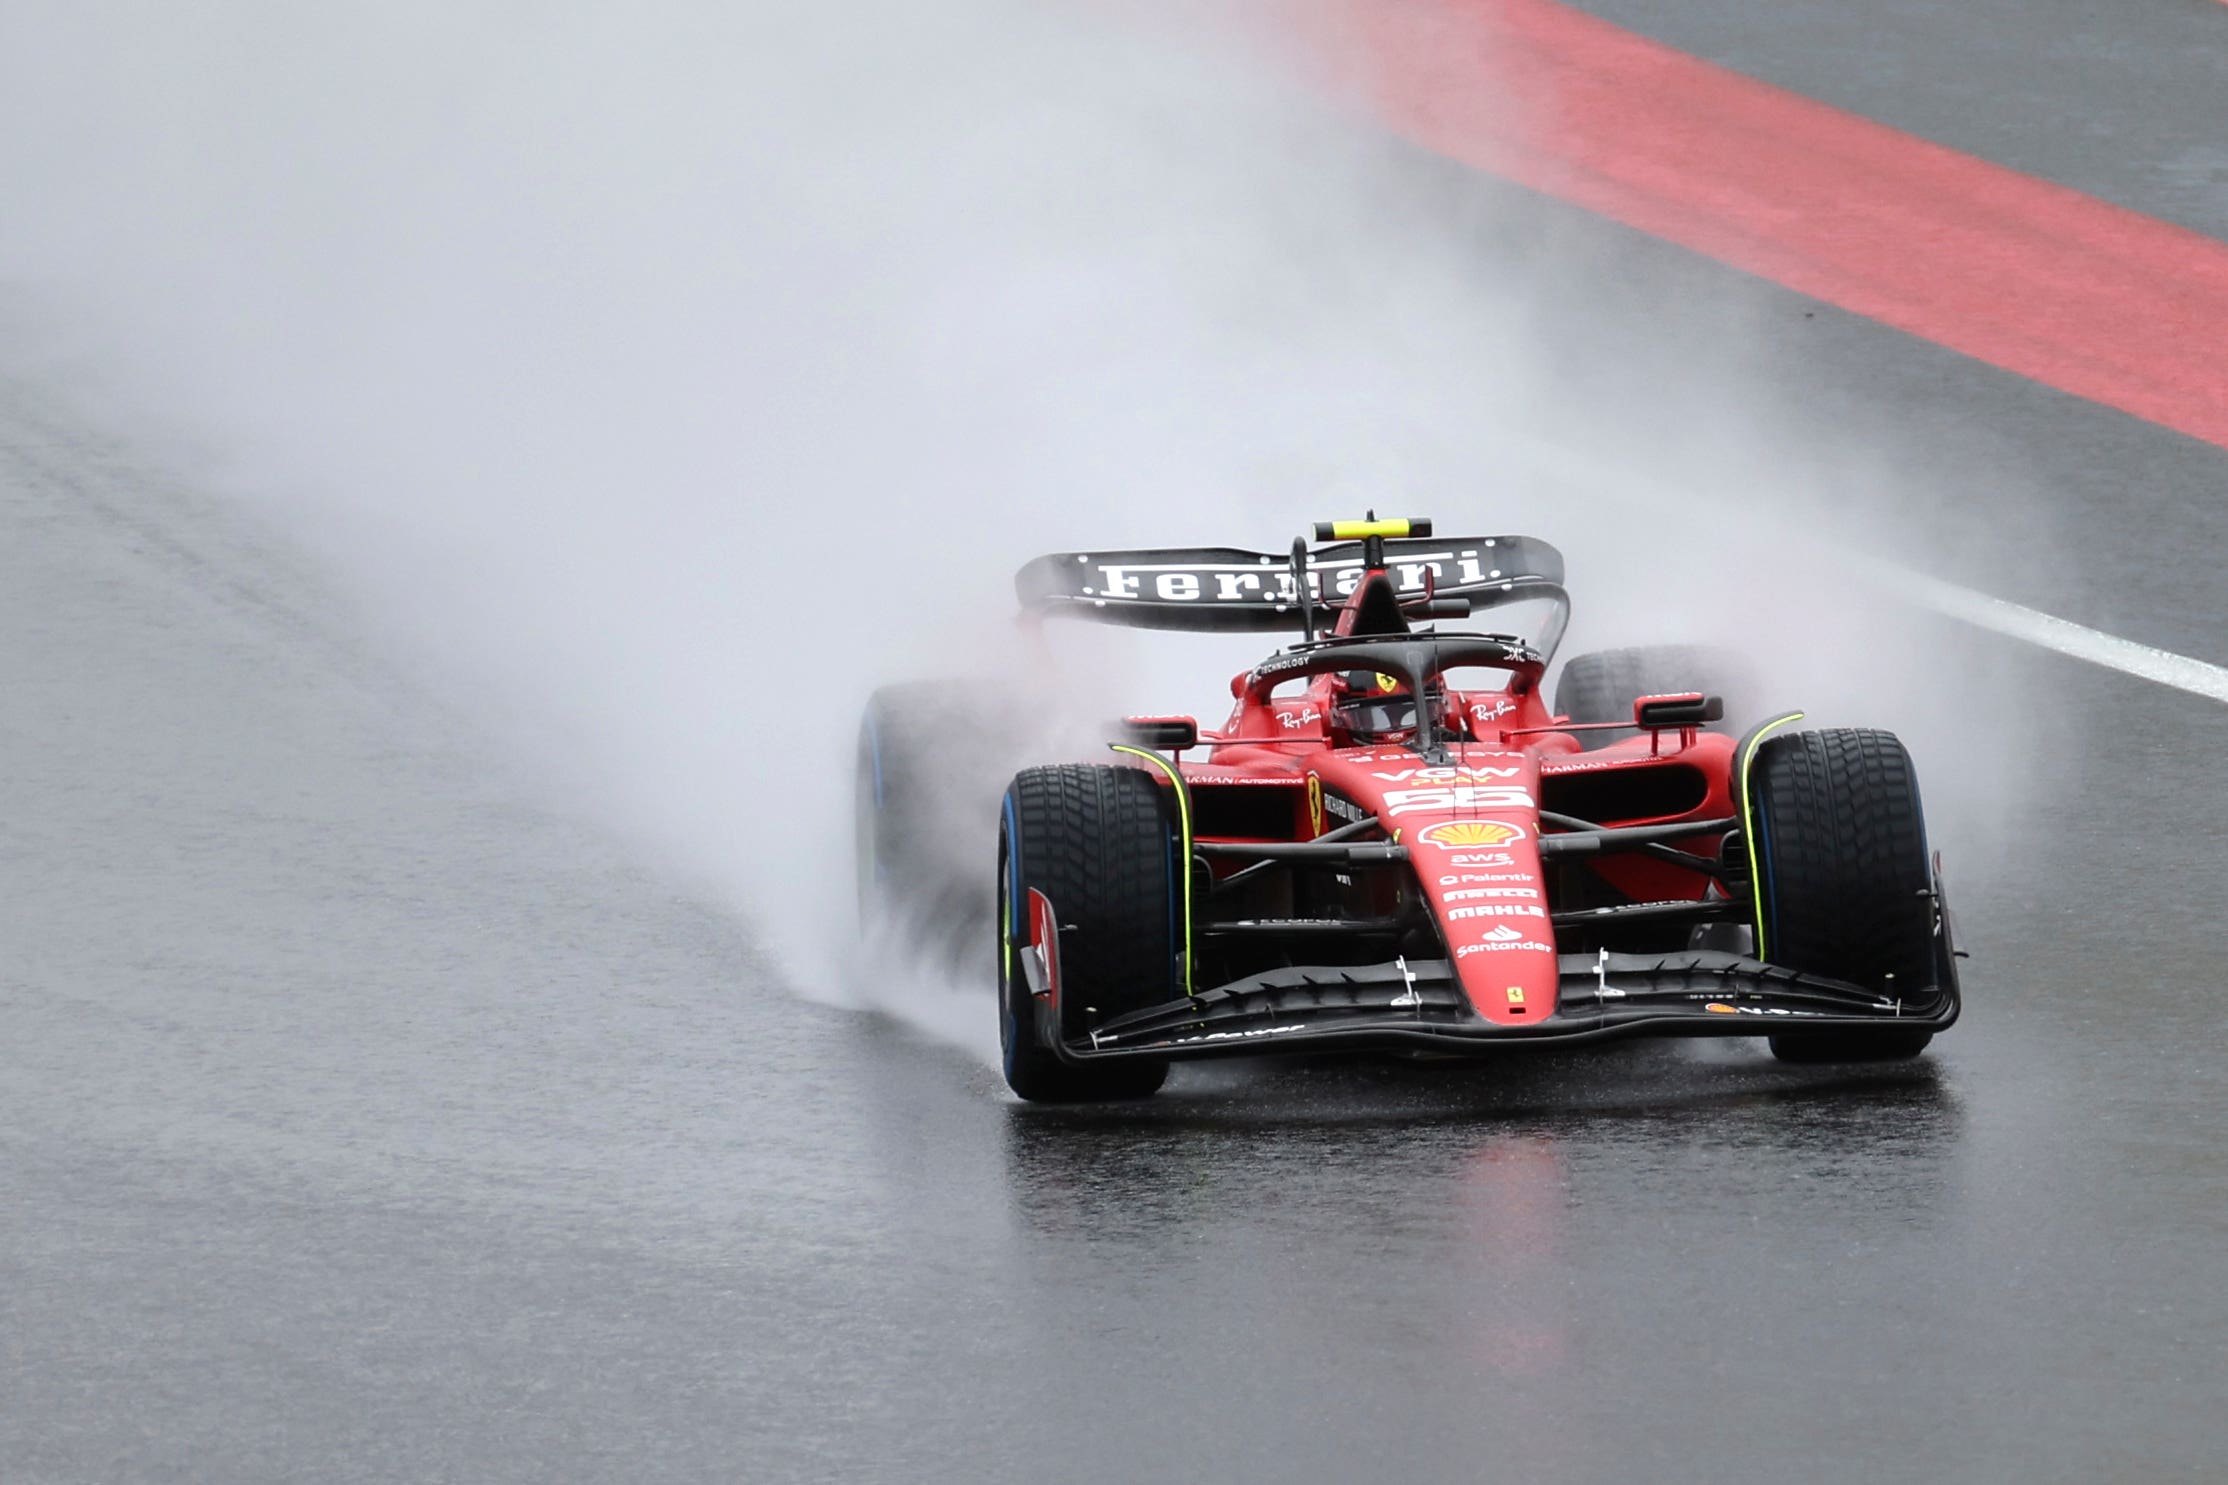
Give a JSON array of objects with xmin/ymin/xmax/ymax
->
[
  {"xmin": 997, "ymin": 764, "xmax": 1175, "ymax": 1103},
  {"xmin": 856, "ymin": 681, "xmax": 1017, "ymax": 943},
  {"xmin": 1554, "ymin": 645, "xmax": 1750, "ymax": 751},
  {"xmin": 1750, "ymin": 728, "xmax": 1936, "ymax": 1063}
]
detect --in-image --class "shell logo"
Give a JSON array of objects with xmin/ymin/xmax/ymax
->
[{"xmin": 1417, "ymin": 819, "xmax": 1526, "ymax": 849}]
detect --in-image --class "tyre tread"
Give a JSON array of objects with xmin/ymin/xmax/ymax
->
[
  {"xmin": 1754, "ymin": 728, "xmax": 1936, "ymax": 1062},
  {"xmin": 1000, "ymin": 763, "xmax": 1174, "ymax": 1101}
]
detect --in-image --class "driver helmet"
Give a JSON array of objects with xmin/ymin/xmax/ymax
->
[{"xmin": 1332, "ymin": 670, "xmax": 1446, "ymax": 744}]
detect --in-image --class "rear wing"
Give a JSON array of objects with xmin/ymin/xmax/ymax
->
[{"xmin": 1015, "ymin": 534, "xmax": 1567, "ymax": 634}]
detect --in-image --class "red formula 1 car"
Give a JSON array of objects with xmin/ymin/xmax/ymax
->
[{"xmin": 856, "ymin": 517, "xmax": 1961, "ymax": 1103}]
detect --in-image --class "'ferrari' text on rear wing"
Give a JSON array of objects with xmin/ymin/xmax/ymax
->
[{"xmin": 1015, "ymin": 534, "xmax": 1566, "ymax": 634}]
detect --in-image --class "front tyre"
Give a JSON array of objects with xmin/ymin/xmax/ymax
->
[
  {"xmin": 1750, "ymin": 728, "xmax": 1937, "ymax": 1063},
  {"xmin": 997, "ymin": 765, "xmax": 1175, "ymax": 1103}
]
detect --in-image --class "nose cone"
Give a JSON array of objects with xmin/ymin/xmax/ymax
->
[{"xmin": 1311, "ymin": 747, "xmax": 1557, "ymax": 1022}]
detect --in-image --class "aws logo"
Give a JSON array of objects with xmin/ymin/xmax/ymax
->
[{"xmin": 1417, "ymin": 820, "xmax": 1527, "ymax": 849}]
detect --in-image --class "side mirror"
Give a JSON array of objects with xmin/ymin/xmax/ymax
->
[
  {"xmin": 1401, "ymin": 597, "xmax": 1472, "ymax": 620},
  {"xmin": 1634, "ymin": 692, "xmax": 1724, "ymax": 727},
  {"xmin": 1119, "ymin": 715, "xmax": 1200, "ymax": 751}
]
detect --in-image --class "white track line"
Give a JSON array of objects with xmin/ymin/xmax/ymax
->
[
  {"xmin": 1872, "ymin": 564, "xmax": 2228, "ymax": 705},
  {"xmin": 1496, "ymin": 434, "xmax": 2228, "ymax": 706}
]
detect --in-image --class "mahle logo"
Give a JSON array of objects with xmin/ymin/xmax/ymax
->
[{"xmin": 1417, "ymin": 820, "xmax": 1526, "ymax": 849}]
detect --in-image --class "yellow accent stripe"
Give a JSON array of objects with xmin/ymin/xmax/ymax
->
[
  {"xmin": 1328, "ymin": 518, "xmax": 1411, "ymax": 540},
  {"xmin": 1739, "ymin": 711, "xmax": 1807, "ymax": 960},
  {"xmin": 1110, "ymin": 745, "xmax": 1195, "ymax": 996}
]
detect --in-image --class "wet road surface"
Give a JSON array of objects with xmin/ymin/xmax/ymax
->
[{"xmin": 8, "ymin": 5, "xmax": 2228, "ymax": 1482}]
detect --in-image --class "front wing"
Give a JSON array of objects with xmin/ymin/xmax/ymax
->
[{"xmin": 1050, "ymin": 950, "xmax": 1960, "ymax": 1062}]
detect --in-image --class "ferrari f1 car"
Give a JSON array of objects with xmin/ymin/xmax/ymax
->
[{"xmin": 857, "ymin": 517, "xmax": 1961, "ymax": 1102}]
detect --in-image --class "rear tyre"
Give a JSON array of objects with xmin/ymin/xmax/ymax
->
[
  {"xmin": 1750, "ymin": 728, "xmax": 1937, "ymax": 1063},
  {"xmin": 856, "ymin": 681, "xmax": 1025, "ymax": 956},
  {"xmin": 1553, "ymin": 645, "xmax": 1751, "ymax": 751},
  {"xmin": 997, "ymin": 765, "xmax": 1176, "ymax": 1103}
]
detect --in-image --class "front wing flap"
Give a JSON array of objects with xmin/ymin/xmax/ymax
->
[{"xmin": 1058, "ymin": 951, "xmax": 1959, "ymax": 1061}]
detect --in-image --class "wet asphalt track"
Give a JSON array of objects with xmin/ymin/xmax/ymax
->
[{"xmin": 9, "ymin": 7, "xmax": 2228, "ymax": 1483}]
